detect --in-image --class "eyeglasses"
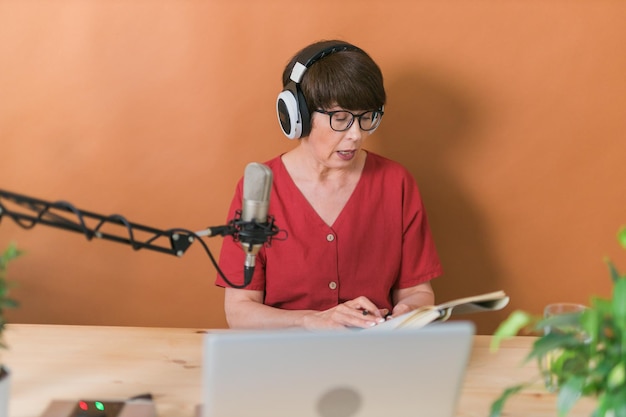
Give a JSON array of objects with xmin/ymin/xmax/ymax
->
[{"xmin": 314, "ymin": 109, "xmax": 384, "ymax": 132}]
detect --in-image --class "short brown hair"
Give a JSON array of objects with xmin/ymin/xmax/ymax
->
[{"xmin": 282, "ymin": 41, "xmax": 386, "ymax": 113}]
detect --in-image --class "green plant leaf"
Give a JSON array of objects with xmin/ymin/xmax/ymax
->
[
  {"xmin": 618, "ymin": 226, "xmax": 626, "ymax": 250},
  {"xmin": 0, "ymin": 298, "xmax": 19, "ymax": 309},
  {"xmin": 1, "ymin": 242, "xmax": 23, "ymax": 263},
  {"xmin": 612, "ymin": 278, "xmax": 626, "ymax": 331},
  {"xmin": 527, "ymin": 332, "xmax": 585, "ymax": 362},
  {"xmin": 596, "ymin": 389, "xmax": 626, "ymax": 417},
  {"xmin": 490, "ymin": 310, "xmax": 534, "ymax": 352},
  {"xmin": 557, "ymin": 376, "xmax": 584, "ymax": 417},
  {"xmin": 0, "ymin": 242, "xmax": 21, "ymax": 348},
  {"xmin": 489, "ymin": 383, "xmax": 528, "ymax": 417},
  {"xmin": 607, "ymin": 362, "xmax": 625, "ymax": 390},
  {"xmin": 604, "ymin": 258, "xmax": 622, "ymax": 284},
  {"xmin": 536, "ymin": 311, "xmax": 586, "ymax": 334},
  {"xmin": 580, "ymin": 307, "xmax": 600, "ymax": 346}
]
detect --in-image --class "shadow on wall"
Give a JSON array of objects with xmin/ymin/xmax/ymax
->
[{"xmin": 377, "ymin": 69, "xmax": 506, "ymax": 334}]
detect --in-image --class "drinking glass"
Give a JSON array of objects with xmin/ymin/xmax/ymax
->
[{"xmin": 541, "ymin": 303, "xmax": 588, "ymax": 392}]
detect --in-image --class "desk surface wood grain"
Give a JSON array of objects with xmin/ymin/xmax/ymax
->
[{"xmin": 3, "ymin": 324, "xmax": 597, "ymax": 417}]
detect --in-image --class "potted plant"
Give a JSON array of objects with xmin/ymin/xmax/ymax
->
[
  {"xmin": 0, "ymin": 242, "xmax": 21, "ymax": 417},
  {"xmin": 489, "ymin": 226, "xmax": 626, "ymax": 417}
]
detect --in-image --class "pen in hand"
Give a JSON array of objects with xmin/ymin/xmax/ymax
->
[{"xmin": 360, "ymin": 309, "xmax": 391, "ymax": 321}]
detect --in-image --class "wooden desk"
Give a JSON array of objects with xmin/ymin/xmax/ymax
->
[{"xmin": 3, "ymin": 324, "xmax": 597, "ymax": 417}]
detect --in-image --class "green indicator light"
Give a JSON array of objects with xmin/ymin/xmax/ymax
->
[{"xmin": 94, "ymin": 402, "xmax": 105, "ymax": 411}]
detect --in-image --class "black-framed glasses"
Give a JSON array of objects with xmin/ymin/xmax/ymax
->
[{"xmin": 314, "ymin": 109, "xmax": 384, "ymax": 132}]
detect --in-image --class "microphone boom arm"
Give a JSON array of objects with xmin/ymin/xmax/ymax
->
[{"xmin": 0, "ymin": 189, "xmax": 197, "ymax": 256}]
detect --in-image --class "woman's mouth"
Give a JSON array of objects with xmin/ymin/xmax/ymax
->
[{"xmin": 336, "ymin": 150, "xmax": 356, "ymax": 160}]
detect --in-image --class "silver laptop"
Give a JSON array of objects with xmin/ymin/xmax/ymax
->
[{"xmin": 201, "ymin": 321, "xmax": 474, "ymax": 417}]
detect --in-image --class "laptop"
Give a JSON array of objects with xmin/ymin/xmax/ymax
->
[{"xmin": 200, "ymin": 321, "xmax": 475, "ymax": 417}]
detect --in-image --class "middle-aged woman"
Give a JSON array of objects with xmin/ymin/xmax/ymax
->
[{"xmin": 215, "ymin": 39, "xmax": 443, "ymax": 330}]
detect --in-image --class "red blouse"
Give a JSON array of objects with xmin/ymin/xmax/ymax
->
[{"xmin": 215, "ymin": 152, "xmax": 443, "ymax": 312}]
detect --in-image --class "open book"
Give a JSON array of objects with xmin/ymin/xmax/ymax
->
[{"xmin": 369, "ymin": 290, "xmax": 509, "ymax": 331}]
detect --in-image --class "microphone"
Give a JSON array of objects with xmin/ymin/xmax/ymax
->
[
  {"xmin": 194, "ymin": 162, "xmax": 279, "ymax": 287},
  {"xmin": 240, "ymin": 162, "xmax": 273, "ymax": 285}
]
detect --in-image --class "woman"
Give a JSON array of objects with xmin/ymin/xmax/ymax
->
[{"xmin": 216, "ymin": 40, "xmax": 442, "ymax": 330}]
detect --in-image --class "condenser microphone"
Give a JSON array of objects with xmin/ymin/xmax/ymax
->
[{"xmin": 240, "ymin": 162, "xmax": 273, "ymax": 285}]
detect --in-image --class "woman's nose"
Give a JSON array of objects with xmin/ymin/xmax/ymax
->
[{"xmin": 344, "ymin": 118, "xmax": 364, "ymax": 140}]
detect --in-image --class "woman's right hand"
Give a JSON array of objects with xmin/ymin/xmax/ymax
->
[{"xmin": 301, "ymin": 296, "xmax": 388, "ymax": 330}]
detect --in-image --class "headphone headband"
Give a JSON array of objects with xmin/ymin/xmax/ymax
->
[{"xmin": 288, "ymin": 42, "xmax": 364, "ymax": 84}]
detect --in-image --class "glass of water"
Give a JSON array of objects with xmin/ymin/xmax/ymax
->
[{"xmin": 540, "ymin": 303, "xmax": 588, "ymax": 392}]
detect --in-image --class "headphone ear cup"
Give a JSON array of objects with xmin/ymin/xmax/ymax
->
[
  {"xmin": 296, "ymin": 88, "xmax": 311, "ymax": 138},
  {"xmin": 276, "ymin": 88, "xmax": 302, "ymax": 140}
]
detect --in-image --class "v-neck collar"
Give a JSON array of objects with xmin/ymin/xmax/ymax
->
[{"xmin": 278, "ymin": 151, "xmax": 370, "ymax": 228}]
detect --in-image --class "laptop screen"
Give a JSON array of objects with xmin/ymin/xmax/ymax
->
[{"xmin": 201, "ymin": 322, "xmax": 474, "ymax": 417}]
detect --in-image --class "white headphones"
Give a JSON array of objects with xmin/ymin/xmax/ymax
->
[{"xmin": 276, "ymin": 41, "xmax": 364, "ymax": 139}]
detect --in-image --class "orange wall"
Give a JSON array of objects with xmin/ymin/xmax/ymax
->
[{"xmin": 1, "ymin": 1, "xmax": 625, "ymax": 334}]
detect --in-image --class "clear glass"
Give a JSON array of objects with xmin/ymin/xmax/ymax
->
[
  {"xmin": 314, "ymin": 109, "xmax": 384, "ymax": 132},
  {"xmin": 541, "ymin": 303, "xmax": 588, "ymax": 392}
]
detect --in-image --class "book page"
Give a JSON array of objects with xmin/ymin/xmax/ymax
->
[
  {"xmin": 436, "ymin": 290, "xmax": 509, "ymax": 316},
  {"xmin": 367, "ymin": 306, "xmax": 442, "ymax": 331},
  {"xmin": 367, "ymin": 290, "xmax": 509, "ymax": 331}
]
